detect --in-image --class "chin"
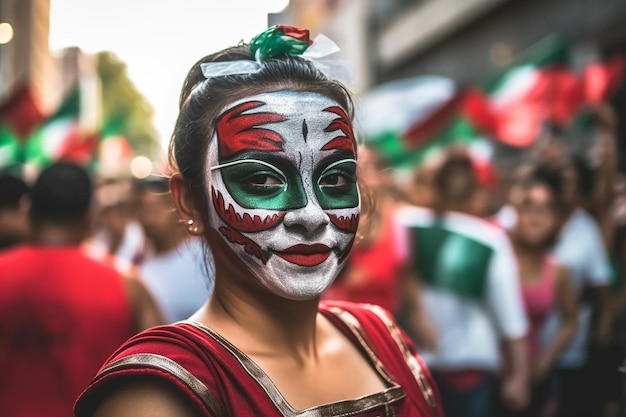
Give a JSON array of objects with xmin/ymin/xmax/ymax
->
[
  {"xmin": 522, "ymin": 236, "xmax": 549, "ymax": 248},
  {"xmin": 251, "ymin": 254, "xmax": 342, "ymax": 301}
]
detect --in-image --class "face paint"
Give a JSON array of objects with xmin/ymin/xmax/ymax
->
[{"xmin": 206, "ymin": 91, "xmax": 360, "ymax": 300}]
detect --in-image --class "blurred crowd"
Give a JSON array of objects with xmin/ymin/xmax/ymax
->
[
  {"xmin": 0, "ymin": 102, "xmax": 624, "ymax": 417},
  {"xmin": 327, "ymin": 104, "xmax": 626, "ymax": 417},
  {"xmin": 0, "ymin": 163, "xmax": 213, "ymax": 416}
]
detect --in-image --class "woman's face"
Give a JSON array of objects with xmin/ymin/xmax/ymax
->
[
  {"xmin": 205, "ymin": 90, "xmax": 360, "ymax": 300},
  {"xmin": 514, "ymin": 183, "xmax": 558, "ymax": 247}
]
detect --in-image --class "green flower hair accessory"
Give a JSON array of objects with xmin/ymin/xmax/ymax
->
[
  {"xmin": 199, "ymin": 25, "xmax": 353, "ymax": 83},
  {"xmin": 249, "ymin": 25, "xmax": 312, "ymax": 61}
]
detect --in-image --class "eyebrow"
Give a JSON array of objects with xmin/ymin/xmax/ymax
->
[
  {"xmin": 215, "ymin": 100, "xmax": 286, "ymax": 160},
  {"xmin": 209, "ymin": 158, "xmax": 287, "ymax": 181},
  {"xmin": 321, "ymin": 106, "xmax": 356, "ymax": 153}
]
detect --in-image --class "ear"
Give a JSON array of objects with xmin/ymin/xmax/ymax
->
[{"xmin": 170, "ymin": 172, "xmax": 205, "ymax": 236}]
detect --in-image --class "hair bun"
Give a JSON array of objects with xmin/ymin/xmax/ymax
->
[{"xmin": 249, "ymin": 25, "xmax": 313, "ymax": 61}]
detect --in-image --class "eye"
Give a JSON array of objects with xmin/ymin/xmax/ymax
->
[
  {"xmin": 319, "ymin": 173, "xmax": 349, "ymax": 188},
  {"xmin": 317, "ymin": 159, "xmax": 357, "ymax": 193},
  {"xmin": 245, "ymin": 173, "xmax": 285, "ymax": 189}
]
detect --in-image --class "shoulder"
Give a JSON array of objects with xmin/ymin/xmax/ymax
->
[
  {"xmin": 0, "ymin": 245, "xmax": 33, "ymax": 263},
  {"xmin": 89, "ymin": 376, "xmax": 201, "ymax": 417},
  {"xmin": 447, "ymin": 212, "xmax": 508, "ymax": 244},
  {"xmin": 321, "ymin": 302, "xmax": 411, "ymax": 364},
  {"xmin": 320, "ymin": 300, "xmax": 413, "ymax": 360},
  {"xmin": 320, "ymin": 301, "xmax": 441, "ymax": 415},
  {"xmin": 75, "ymin": 323, "xmax": 226, "ymax": 417},
  {"xmin": 397, "ymin": 207, "xmax": 507, "ymax": 244},
  {"xmin": 321, "ymin": 299, "xmax": 392, "ymax": 323},
  {"xmin": 553, "ymin": 263, "xmax": 573, "ymax": 288},
  {"xmin": 567, "ymin": 209, "xmax": 602, "ymax": 234},
  {"xmin": 395, "ymin": 205, "xmax": 434, "ymax": 226}
]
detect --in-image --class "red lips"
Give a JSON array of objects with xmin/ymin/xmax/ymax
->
[{"xmin": 274, "ymin": 244, "xmax": 332, "ymax": 267}]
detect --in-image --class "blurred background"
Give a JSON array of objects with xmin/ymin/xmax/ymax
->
[
  {"xmin": 0, "ymin": 0, "xmax": 624, "ymax": 180},
  {"xmin": 1, "ymin": 2, "xmax": 626, "ymax": 416}
]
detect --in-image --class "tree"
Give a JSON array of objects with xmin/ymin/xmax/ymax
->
[{"xmin": 96, "ymin": 51, "xmax": 160, "ymax": 158}]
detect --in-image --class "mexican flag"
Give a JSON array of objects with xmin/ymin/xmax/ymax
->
[
  {"xmin": 24, "ymin": 84, "xmax": 99, "ymax": 170},
  {"xmin": 0, "ymin": 125, "xmax": 22, "ymax": 171},
  {"xmin": 0, "ymin": 83, "xmax": 44, "ymax": 171},
  {"xmin": 464, "ymin": 36, "xmax": 579, "ymax": 147},
  {"xmin": 465, "ymin": 36, "xmax": 625, "ymax": 147},
  {"xmin": 95, "ymin": 114, "xmax": 134, "ymax": 176},
  {"xmin": 0, "ymin": 83, "xmax": 45, "ymax": 140},
  {"xmin": 356, "ymin": 76, "xmax": 482, "ymax": 171}
]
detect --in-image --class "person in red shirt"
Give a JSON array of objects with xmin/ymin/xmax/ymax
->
[
  {"xmin": 74, "ymin": 25, "xmax": 443, "ymax": 417},
  {"xmin": 0, "ymin": 162, "xmax": 162, "ymax": 417}
]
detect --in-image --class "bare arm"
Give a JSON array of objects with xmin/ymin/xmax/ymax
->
[
  {"xmin": 590, "ymin": 104, "xmax": 617, "ymax": 248},
  {"xmin": 124, "ymin": 276, "xmax": 165, "ymax": 333},
  {"xmin": 500, "ymin": 337, "xmax": 529, "ymax": 411},
  {"xmin": 92, "ymin": 378, "xmax": 201, "ymax": 417},
  {"xmin": 534, "ymin": 265, "xmax": 578, "ymax": 381},
  {"xmin": 591, "ymin": 284, "xmax": 614, "ymax": 348}
]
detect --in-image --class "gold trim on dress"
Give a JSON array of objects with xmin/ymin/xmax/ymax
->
[
  {"xmin": 185, "ymin": 319, "xmax": 405, "ymax": 417},
  {"xmin": 365, "ymin": 304, "xmax": 438, "ymax": 413},
  {"xmin": 96, "ymin": 353, "xmax": 226, "ymax": 417}
]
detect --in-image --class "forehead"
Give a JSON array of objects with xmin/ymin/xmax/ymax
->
[
  {"xmin": 219, "ymin": 90, "xmax": 340, "ymax": 119},
  {"xmin": 214, "ymin": 90, "xmax": 356, "ymax": 161},
  {"xmin": 525, "ymin": 184, "xmax": 553, "ymax": 200}
]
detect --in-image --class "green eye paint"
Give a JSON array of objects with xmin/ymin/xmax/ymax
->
[
  {"xmin": 217, "ymin": 159, "xmax": 308, "ymax": 210},
  {"xmin": 315, "ymin": 159, "xmax": 359, "ymax": 210}
]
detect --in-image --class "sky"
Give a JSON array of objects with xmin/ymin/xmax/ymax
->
[{"xmin": 49, "ymin": 0, "xmax": 289, "ymax": 155}]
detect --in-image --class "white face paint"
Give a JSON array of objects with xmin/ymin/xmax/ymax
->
[{"xmin": 205, "ymin": 90, "xmax": 360, "ymax": 300}]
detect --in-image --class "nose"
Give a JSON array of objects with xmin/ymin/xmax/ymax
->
[{"xmin": 282, "ymin": 200, "xmax": 330, "ymax": 235}]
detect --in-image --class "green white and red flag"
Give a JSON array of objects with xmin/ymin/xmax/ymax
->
[
  {"xmin": 24, "ymin": 84, "xmax": 100, "ymax": 169},
  {"xmin": 464, "ymin": 36, "xmax": 624, "ymax": 147}
]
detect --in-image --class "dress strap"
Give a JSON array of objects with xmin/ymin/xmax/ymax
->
[
  {"xmin": 324, "ymin": 303, "xmax": 439, "ymax": 415},
  {"xmin": 89, "ymin": 352, "xmax": 227, "ymax": 417}
]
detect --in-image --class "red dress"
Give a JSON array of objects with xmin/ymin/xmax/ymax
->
[
  {"xmin": 75, "ymin": 301, "xmax": 443, "ymax": 417},
  {"xmin": 0, "ymin": 245, "xmax": 134, "ymax": 417}
]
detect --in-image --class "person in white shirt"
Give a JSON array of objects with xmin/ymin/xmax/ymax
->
[
  {"xmin": 135, "ymin": 177, "xmax": 214, "ymax": 323},
  {"xmin": 542, "ymin": 156, "xmax": 613, "ymax": 417},
  {"xmin": 400, "ymin": 150, "xmax": 529, "ymax": 417}
]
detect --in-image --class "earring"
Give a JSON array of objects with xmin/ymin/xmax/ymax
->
[{"xmin": 186, "ymin": 219, "xmax": 200, "ymax": 234}]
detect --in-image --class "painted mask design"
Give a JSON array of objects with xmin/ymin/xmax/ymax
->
[{"xmin": 206, "ymin": 91, "xmax": 360, "ymax": 300}]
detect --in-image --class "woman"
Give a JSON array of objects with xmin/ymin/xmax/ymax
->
[
  {"xmin": 505, "ymin": 164, "xmax": 578, "ymax": 417},
  {"xmin": 74, "ymin": 25, "xmax": 442, "ymax": 417}
]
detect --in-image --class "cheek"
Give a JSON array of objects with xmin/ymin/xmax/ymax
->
[
  {"xmin": 542, "ymin": 213, "xmax": 558, "ymax": 233},
  {"xmin": 210, "ymin": 186, "xmax": 286, "ymax": 233}
]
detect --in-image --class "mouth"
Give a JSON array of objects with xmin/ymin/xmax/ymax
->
[{"xmin": 274, "ymin": 244, "xmax": 332, "ymax": 267}]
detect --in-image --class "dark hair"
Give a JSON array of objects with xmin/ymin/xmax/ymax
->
[
  {"xmin": 168, "ymin": 45, "xmax": 355, "ymax": 223},
  {"xmin": 30, "ymin": 162, "xmax": 92, "ymax": 225},
  {"xmin": 570, "ymin": 154, "xmax": 595, "ymax": 199},
  {"xmin": 134, "ymin": 175, "xmax": 170, "ymax": 194},
  {"xmin": 519, "ymin": 164, "xmax": 564, "ymax": 208},
  {"xmin": 0, "ymin": 174, "xmax": 28, "ymax": 209}
]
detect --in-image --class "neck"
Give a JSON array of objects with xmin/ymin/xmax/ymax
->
[
  {"xmin": 509, "ymin": 231, "xmax": 547, "ymax": 261},
  {"xmin": 439, "ymin": 199, "xmax": 472, "ymax": 215},
  {"xmin": 204, "ymin": 250, "xmax": 321, "ymax": 362},
  {"xmin": 32, "ymin": 223, "xmax": 86, "ymax": 246},
  {"xmin": 152, "ymin": 228, "xmax": 187, "ymax": 254}
]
